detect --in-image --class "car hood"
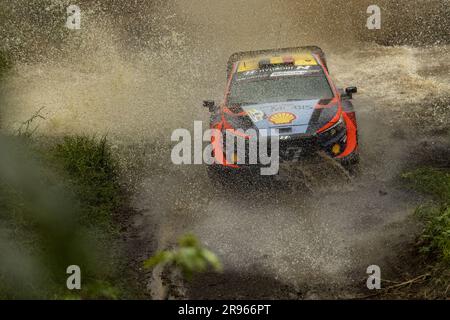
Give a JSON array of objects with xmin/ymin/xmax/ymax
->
[{"xmin": 238, "ymin": 99, "xmax": 338, "ymax": 135}]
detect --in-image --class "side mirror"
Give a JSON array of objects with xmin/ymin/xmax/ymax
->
[
  {"xmin": 203, "ymin": 100, "xmax": 216, "ymax": 112},
  {"xmin": 344, "ymin": 86, "xmax": 357, "ymax": 99}
]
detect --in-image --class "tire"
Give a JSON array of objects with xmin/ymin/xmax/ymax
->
[{"xmin": 341, "ymin": 152, "xmax": 360, "ymax": 176}]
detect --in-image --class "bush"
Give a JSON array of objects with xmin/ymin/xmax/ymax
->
[
  {"xmin": 0, "ymin": 135, "xmax": 123, "ymax": 299},
  {"xmin": 403, "ymin": 168, "xmax": 450, "ymax": 262},
  {"xmin": 53, "ymin": 136, "xmax": 122, "ymax": 228},
  {"xmin": 0, "ymin": 136, "xmax": 93, "ymax": 298},
  {"xmin": 416, "ymin": 205, "xmax": 450, "ymax": 260}
]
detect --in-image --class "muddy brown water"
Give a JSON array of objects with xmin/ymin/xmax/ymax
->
[{"xmin": 0, "ymin": 0, "xmax": 449, "ymax": 299}]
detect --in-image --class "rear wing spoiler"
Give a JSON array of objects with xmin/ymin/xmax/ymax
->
[{"xmin": 226, "ymin": 46, "xmax": 328, "ymax": 77}]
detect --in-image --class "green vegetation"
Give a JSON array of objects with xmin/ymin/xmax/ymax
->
[
  {"xmin": 0, "ymin": 50, "xmax": 10, "ymax": 76},
  {"xmin": 0, "ymin": 135, "xmax": 125, "ymax": 299},
  {"xmin": 402, "ymin": 167, "xmax": 450, "ymax": 298},
  {"xmin": 403, "ymin": 168, "xmax": 450, "ymax": 261},
  {"xmin": 144, "ymin": 234, "xmax": 222, "ymax": 280},
  {"xmin": 53, "ymin": 136, "xmax": 122, "ymax": 230},
  {"xmin": 0, "ymin": 134, "xmax": 221, "ymax": 299}
]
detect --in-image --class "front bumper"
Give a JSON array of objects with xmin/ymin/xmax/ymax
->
[
  {"xmin": 215, "ymin": 131, "xmax": 347, "ymax": 167},
  {"xmin": 212, "ymin": 112, "xmax": 358, "ymax": 168}
]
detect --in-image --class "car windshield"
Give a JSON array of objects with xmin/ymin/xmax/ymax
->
[{"xmin": 227, "ymin": 74, "xmax": 334, "ymax": 105}]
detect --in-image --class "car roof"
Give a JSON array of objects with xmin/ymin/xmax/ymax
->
[{"xmin": 236, "ymin": 52, "xmax": 319, "ymax": 73}]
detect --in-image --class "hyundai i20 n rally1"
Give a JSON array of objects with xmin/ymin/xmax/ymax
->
[{"xmin": 204, "ymin": 46, "xmax": 359, "ymax": 177}]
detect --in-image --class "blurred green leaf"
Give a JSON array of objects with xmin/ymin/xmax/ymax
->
[{"xmin": 144, "ymin": 234, "xmax": 222, "ymax": 281}]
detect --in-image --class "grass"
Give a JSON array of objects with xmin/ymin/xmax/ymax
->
[
  {"xmin": 403, "ymin": 168, "xmax": 450, "ymax": 262},
  {"xmin": 53, "ymin": 136, "xmax": 122, "ymax": 230},
  {"xmin": 0, "ymin": 135, "xmax": 127, "ymax": 299},
  {"xmin": 0, "ymin": 43, "xmax": 133, "ymax": 298},
  {"xmin": 401, "ymin": 167, "xmax": 450, "ymax": 298},
  {"xmin": 0, "ymin": 50, "xmax": 11, "ymax": 77}
]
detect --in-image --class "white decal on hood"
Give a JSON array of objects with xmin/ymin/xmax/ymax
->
[{"xmin": 246, "ymin": 108, "xmax": 266, "ymax": 123}]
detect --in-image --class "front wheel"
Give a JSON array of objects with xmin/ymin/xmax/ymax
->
[{"xmin": 340, "ymin": 152, "xmax": 360, "ymax": 176}]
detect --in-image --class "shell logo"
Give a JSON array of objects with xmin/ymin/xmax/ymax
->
[{"xmin": 268, "ymin": 112, "xmax": 297, "ymax": 125}]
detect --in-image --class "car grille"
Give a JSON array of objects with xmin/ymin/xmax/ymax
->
[
  {"xmin": 277, "ymin": 135, "xmax": 319, "ymax": 161},
  {"xmin": 223, "ymin": 133, "xmax": 319, "ymax": 164}
]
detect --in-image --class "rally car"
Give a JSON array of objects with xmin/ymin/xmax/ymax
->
[{"xmin": 203, "ymin": 46, "xmax": 359, "ymax": 175}]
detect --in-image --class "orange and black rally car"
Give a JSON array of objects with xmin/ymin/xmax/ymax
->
[{"xmin": 203, "ymin": 46, "xmax": 359, "ymax": 174}]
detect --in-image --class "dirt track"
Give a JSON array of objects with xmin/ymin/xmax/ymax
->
[
  {"xmin": 131, "ymin": 95, "xmax": 448, "ymax": 299},
  {"xmin": 0, "ymin": 0, "xmax": 449, "ymax": 299}
]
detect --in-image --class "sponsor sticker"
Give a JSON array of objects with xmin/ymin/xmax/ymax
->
[
  {"xmin": 237, "ymin": 65, "xmax": 321, "ymax": 81},
  {"xmin": 246, "ymin": 108, "xmax": 266, "ymax": 122},
  {"xmin": 268, "ymin": 112, "xmax": 296, "ymax": 125}
]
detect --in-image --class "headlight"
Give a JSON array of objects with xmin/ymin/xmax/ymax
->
[{"xmin": 320, "ymin": 115, "xmax": 345, "ymax": 136}]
